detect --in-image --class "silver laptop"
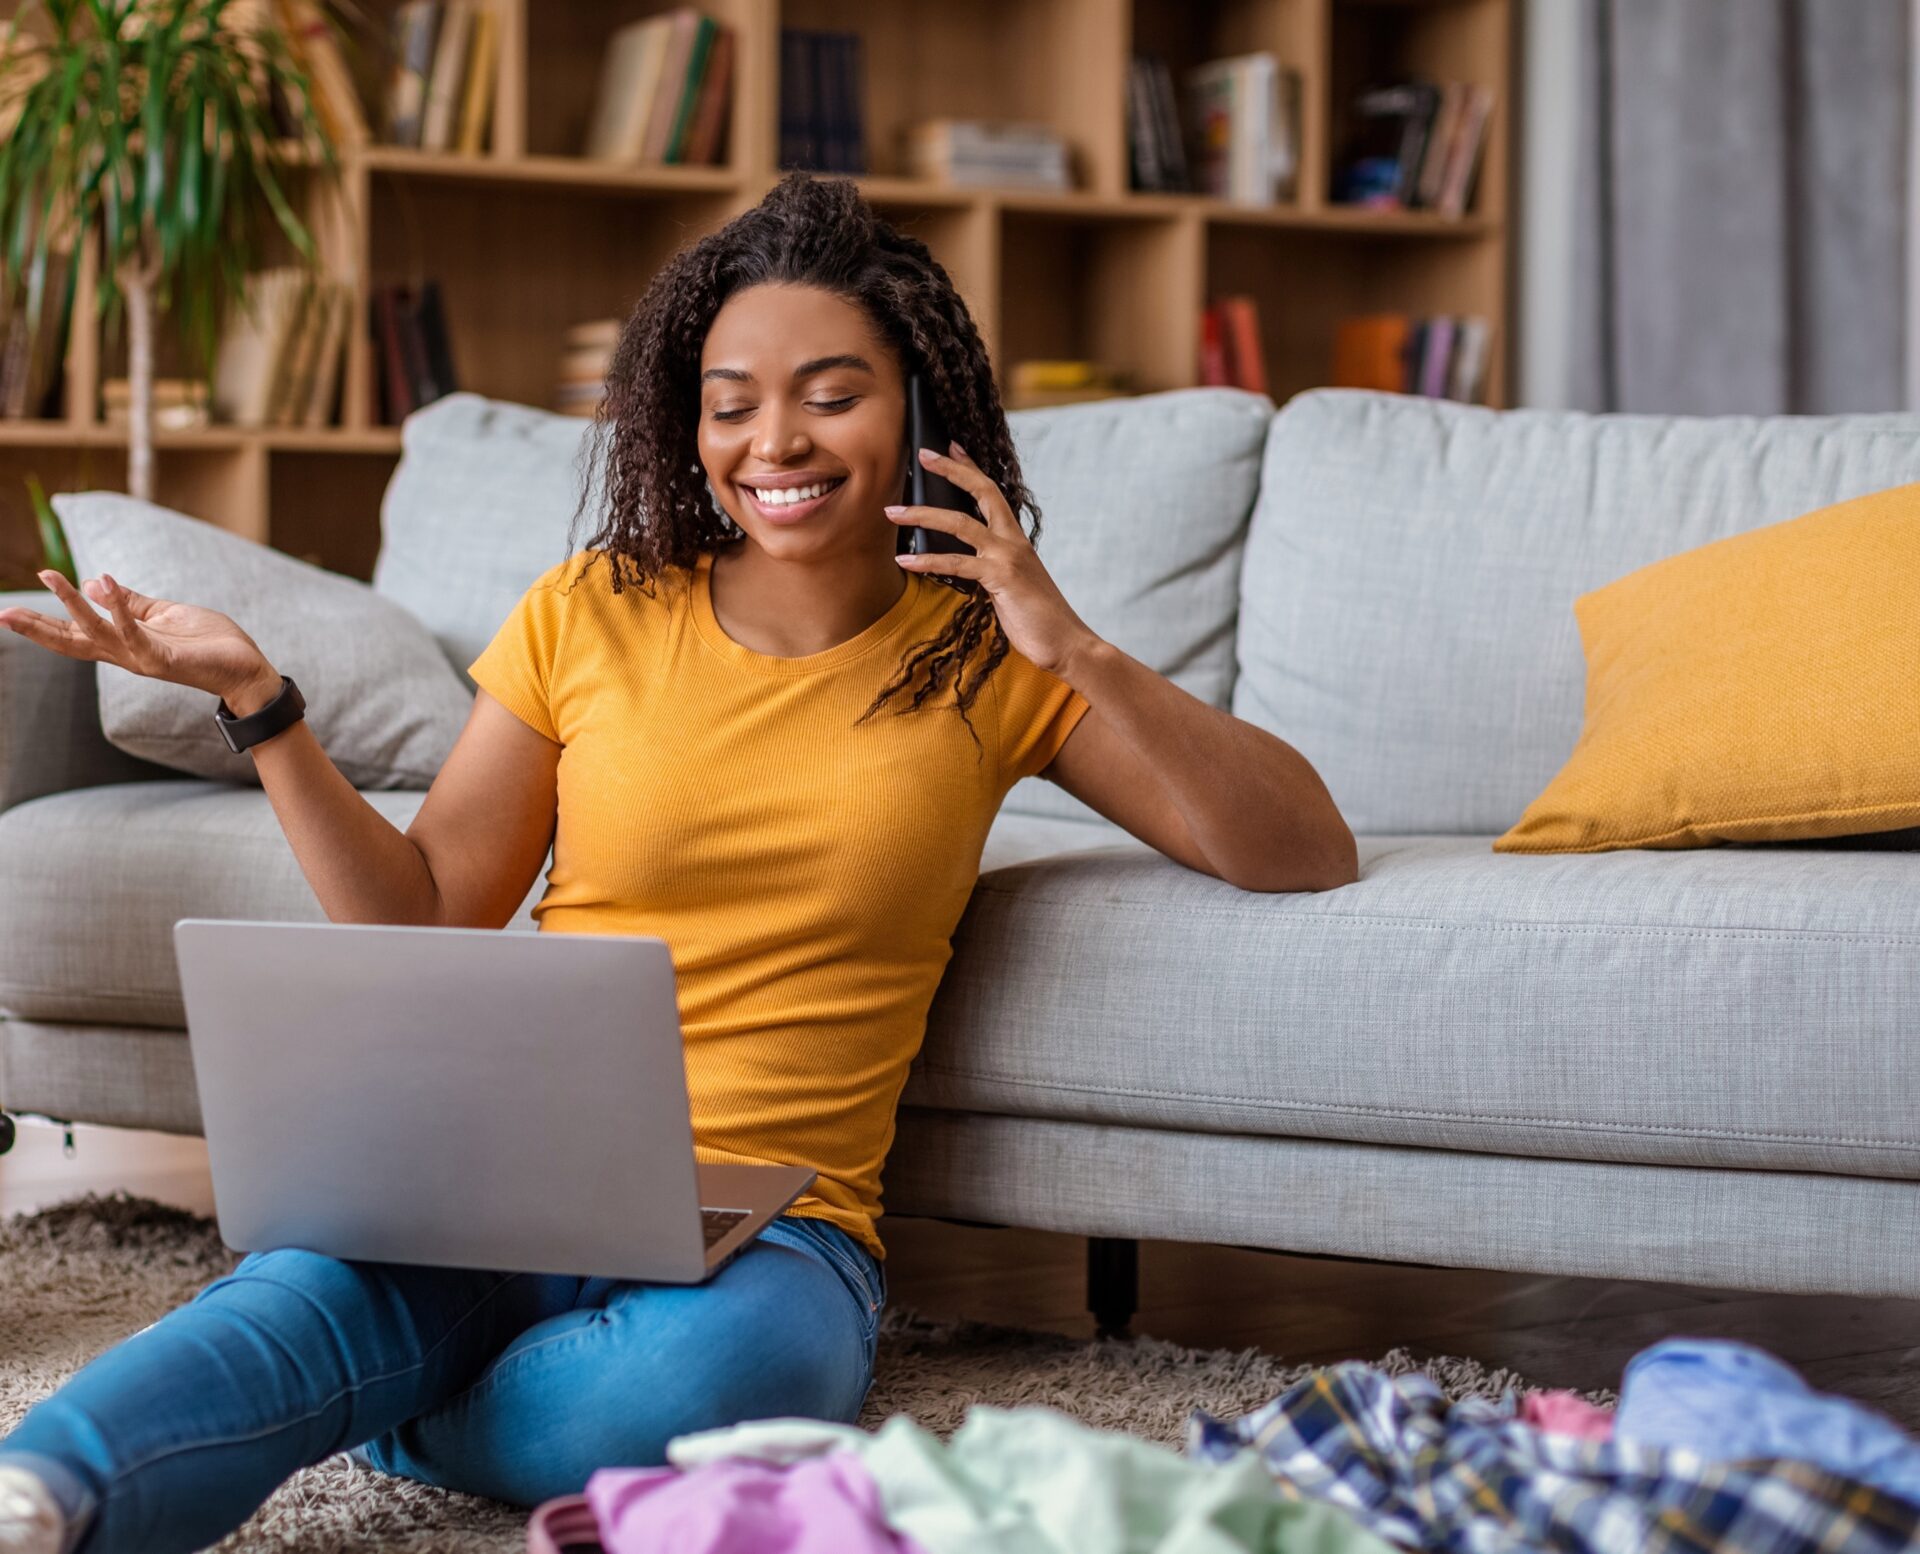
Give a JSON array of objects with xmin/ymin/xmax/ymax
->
[{"xmin": 172, "ymin": 919, "xmax": 814, "ymax": 1283}]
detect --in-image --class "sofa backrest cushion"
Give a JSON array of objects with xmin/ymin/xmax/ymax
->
[
  {"xmin": 372, "ymin": 393, "xmax": 598, "ymax": 681},
  {"xmin": 373, "ymin": 388, "xmax": 1272, "ymax": 823},
  {"xmin": 1235, "ymin": 389, "xmax": 1920, "ymax": 836},
  {"xmin": 998, "ymin": 387, "xmax": 1271, "ymax": 821}
]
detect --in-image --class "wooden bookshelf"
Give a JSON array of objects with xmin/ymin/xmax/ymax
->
[{"xmin": 0, "ymin": 0, "xmax": 1511, "ymax": 587}]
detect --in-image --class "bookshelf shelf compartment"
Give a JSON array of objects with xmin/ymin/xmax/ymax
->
[
  {"xmin": 779, "ymin": 0, "xmax": 1128, "ymax": 193},
  {"xmin": 1327, "ymin": 0, "xmax": 1506, "ymax": 222},
  {"xmin": 998, "ymin": 207, "xmax": 1204, "ymax": 403},
  {"xmin": 1207, "ymin": 221, "xmax": 1503, "ymax": 403},
  {"xmin": 369, "ymin": 178, "xmax": 741, "ymax": 417}
]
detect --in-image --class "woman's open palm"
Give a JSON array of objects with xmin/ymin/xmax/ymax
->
[{"xmin": 0, "ymin": 570, "xmax": 268, "ymax": 699}]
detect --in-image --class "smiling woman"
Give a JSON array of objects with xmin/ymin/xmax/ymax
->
[{"xmin": 0, "ymin": 170, "xmax": 1355, "ymax": 1554}]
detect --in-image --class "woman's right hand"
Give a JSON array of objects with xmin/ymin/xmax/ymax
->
[{"xmin": 0, "ymin": 568, "xmax": 279, "ymax": 707}]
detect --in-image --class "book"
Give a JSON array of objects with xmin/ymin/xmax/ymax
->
[
  {"xmin": 0, "ymin": 247, "xmax": 71, "ymax": 420},
  {"xmin": 302, "ymin": 283, "xmax": 353, "ymax": 427},
  {"xmin": 682, "ymin": 22, "xmax": 734, "ymax": 166},
  {"xmin": 455, "ymin": 4, "xmax": 497, "ymax": 155},
  {"xmin": 1150, "ymin": 59, "xmax": 1190, "ymax": 192},
  {"xmin": 1331, "ymin": 315, "xmax": 1413, "ymax": 393},
  {"xmin": 584, "ymin": 16, "xmax": 671, "ymax": 160},
  {"xmin": 413, "ymin": 280, "xmax": 458, "ymax": 404},
  {"xmin": 273, "ymin": 0, "xmax": 370, "ymax": 148},
  {"xmin": 1335, "ymin": 80, "xmax": 1440, "ymax": 207},
  {"xmin": 419, "ymin": 0, "xmax": 472, "ymax": 152},
  {"xmin": 778, "ymin": 28, "xmax": 862, "ymax": 173},
  {"xmin": 1447, "ymin": 317, "xmax": 1491, "ymax": 403},
  {"xmin": 1437, "ymin": 85, "xmax": 1493, "ymax": 218},
  {"xmin": 1217, "ymin": 295, "xmax": 1268, "ymax": 395},
  {"xmin": 373, "ymin": 286, "xmax": 414, "ymax": 423},
  {"xmin": 818, "ymin": 30, "xmax": 849, "ymax": 172},
  {"xmin": 213, "ymin": 267, "xmax": 307, "ymax": 426},
  {"xmin": 263, "ymin": 273, "xmax": 320, "ymax": 426},
  {"xmin": 664, "ymin": 15, "xmax": 719, "ymax": 163},
  {"xmin": 640, "ymin": 9, "xmax": 703, "ymax": 163},
  {"xmin": 1198, "ymin": 304, "xmax": 1230, "ymax": 386},
  {"xmin": 902, "ymin": 120, "xmax": 1069, "ymax": 188},
  {"xmin": 1417, "ymin": 316, "xmax": 1456, "ymax": 398},
  {"xmin": 385, "ymin": 1, "xmax": 442, "ymax": 148},
  {"xmin": 1180, "ymin": 53, "xmax": 1294, "ymax": 204},
  {"xmin": 1417, "ymin": 82, "xmax": 1467, "ymax": 209},
  {"xmin": 780, "ymin": 29, "xmax": 815, "ymax": 169}
]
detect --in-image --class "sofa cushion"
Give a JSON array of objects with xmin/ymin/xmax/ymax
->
[
  {"xmin": 1497, "ymin": 480, "xmax": 1920, "ymax": 853},
  {"xmin": 0, "ymin": 786, "xmax": 1126, "ymax": 1030},
  {"xmin": 371, "ymin": 388, "xmax": 1272, "ymax": 826},
  {"xmin": 1237, "ymin": 390, "xmax": 1920, "ymax": 835},
  {"xmin": 54, "ymin": 493, "xmax": 474, "ymax": 790},
  {"xmin": 902, "ymin": 837, "xmax": 1920, "ymax": 1181},
  {"xmin": 997, "ymin": 387, "xmax": 1271, "ymax": 822},
  {"xmin": 0, "ymin": 782, "xmax": 544, "ymax": 1028},
  {"xmin": 372, "ymin": 394, "xmax": 597, "ymax": 684}
]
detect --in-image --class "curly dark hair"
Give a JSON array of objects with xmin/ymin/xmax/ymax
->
[{"xmin": 565, "ymin": 170, "xmax": 1043, "ymax": 753}]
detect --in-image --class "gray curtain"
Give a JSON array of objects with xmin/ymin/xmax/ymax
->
[{"xmin": 1568, "ymin": 0, "xmax": 1908, "ymax": 414}]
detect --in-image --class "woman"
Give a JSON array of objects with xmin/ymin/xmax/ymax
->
[{"xmin": 0, "ymin": 172, "xmax": 1356, "ymax": 1554}]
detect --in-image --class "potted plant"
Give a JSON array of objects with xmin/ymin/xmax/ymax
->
[{"xmin": 0, "ymin": 0, "xmax": 343, "ymax": 502}]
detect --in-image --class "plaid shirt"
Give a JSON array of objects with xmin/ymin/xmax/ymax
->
[{"xmin": 1187, "ymin": 1363, "xmax": 1920, "ymax": 1554}]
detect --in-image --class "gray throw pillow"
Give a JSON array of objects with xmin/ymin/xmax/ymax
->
[{"xmin": 53, "ymin": 491, "xmax": 472, "ymax": 789}]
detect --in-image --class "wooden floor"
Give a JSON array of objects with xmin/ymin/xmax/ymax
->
[{"xmin": 6, "ymin": 1121, "xmax": 1917, "ymax": 1428}]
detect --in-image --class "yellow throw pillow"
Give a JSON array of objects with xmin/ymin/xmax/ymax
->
[{"xmin": 1496, "ymin": 480, "xmax": 1920, "ymax": 854}]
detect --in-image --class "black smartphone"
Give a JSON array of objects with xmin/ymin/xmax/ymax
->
[{"xmin": 901, "ymin": 371, "xmax": 983, "ymax": 556}]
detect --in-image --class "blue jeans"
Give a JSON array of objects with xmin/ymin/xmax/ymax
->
[{"xmin": 0, "ymin": 1213, "xmax": 884, "ymax": 1554}]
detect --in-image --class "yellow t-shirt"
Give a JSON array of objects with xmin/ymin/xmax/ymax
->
[{"xmin": 466, "ymin": 549, "xmax": 1092, "ymax": 1257}]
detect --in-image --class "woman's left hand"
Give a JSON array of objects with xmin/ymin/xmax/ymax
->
[{"xmin": 886, "ymin": 441, "xmax": 1103, "ymax": 678}]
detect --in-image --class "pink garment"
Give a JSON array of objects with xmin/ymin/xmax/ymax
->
[
  {"xmin": 1519, "ymin": 1390, "xmax": 1615, "ymax": 1441},
  {"xmin": 584, "ymin": 1451, "xmax": 924, "ymax": 1554}
]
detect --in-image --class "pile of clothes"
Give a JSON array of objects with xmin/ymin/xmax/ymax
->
[{"xmin": 525, "ymin": 1339, "xmax": 1920, "ymax": 1553}]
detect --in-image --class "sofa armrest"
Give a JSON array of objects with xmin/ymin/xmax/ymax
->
[{"xmin": 0, "ymin": 590, "xmax": 179, "ymax": 813}]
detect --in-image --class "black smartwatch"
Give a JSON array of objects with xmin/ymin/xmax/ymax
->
[{"xmin": 214, "ymin": 675, "xmax": 306, "ymax": 754}]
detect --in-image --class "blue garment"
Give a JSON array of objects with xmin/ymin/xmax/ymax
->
[
  {"xmin": 1616, "ymin": 1339, "xmax": 1920, "ymax": 1508},
  {"xmin": 0, "ymin": 1213, "xmax": 884, "ymax": 1554}
]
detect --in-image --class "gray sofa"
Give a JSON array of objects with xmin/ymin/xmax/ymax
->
[{"xmin": 4, "ymin": 387, "xmax": 1917, "ymax": 1302}]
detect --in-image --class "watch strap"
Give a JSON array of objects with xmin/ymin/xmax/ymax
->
[{"xmin": 215, "ymin": 675, "xmax": 306, "ymax": 754}]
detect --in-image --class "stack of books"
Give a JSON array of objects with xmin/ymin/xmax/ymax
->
[
  {"xmin": 372, "ymin": 280, "xmax": 458, "ymax": 423},
  {"xmin": 1332, "ymin": 80, "xmax": 1493, "ymax": 217},
  {"xmin": 103, "ymin": 378, "xmax": 211, "ymax": 431},
  {"xmin": 1178, "ymin": 53, "xmax": 1300, "ymax": 204},
  {"xmin": 211, "ymin": 268, "xmax": 354, "ymax": 428},
  {"xmin": 778, "ymin": 29, "xmax": 864, "ymax": 172},
  {"xmin": 554, "ymin": 319, "xmax": 619, "ymax": 418},
  {"xmin": 383, "ymin": 0, "xmax": 499, "ymax": 154},
  {"xmin": 0, "ymin": 249, "xmax": 71, "ymax": 420},
  {"xmin": 1332, "ymin": 314, "xmax": 1492, "ymax": 403},
  {"xmin": 903, "ymin": 120, "xmax": 1070, "ymax": 190},
  {"xmin": 1005, "ymin": 361, "xmax": 1130, "ymax": 410},
  {"xmin": 584, "ymin": 9, "xmax": 734, "ymax": 165},
  {"xmin": 1198, "ymin": 295, "xmax": 1268, "ymax": 394}
]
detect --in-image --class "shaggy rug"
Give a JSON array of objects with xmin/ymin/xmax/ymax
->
[{"xmin": 0, "ymin": 1194, "xmax": 1592, "ymax": 1552}]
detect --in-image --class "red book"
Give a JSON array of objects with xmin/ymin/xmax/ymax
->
[
  {"xmin": 373, "ymin": 285, "xmax": 416, "ymax": 424},
  {"xmin": 1199, "ymin": 303, "xmax": 1230, "ymax": 386},
  {"xmin": 1220, "ymin": 295, "xmax": 1268, "ymax": 394}
]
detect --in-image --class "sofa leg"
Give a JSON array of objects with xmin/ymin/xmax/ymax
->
[{"xmin": 1087, "ymin": 1236, "xmax": 1137, "ymax": 1338}]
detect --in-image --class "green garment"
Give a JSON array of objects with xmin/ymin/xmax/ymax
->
[{"xmin": 667, "ymin": 1406, "xmax": 1394, "ymax": 1554}]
